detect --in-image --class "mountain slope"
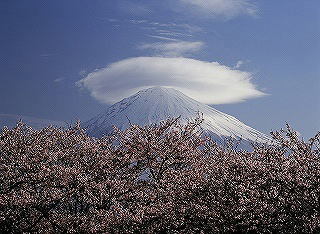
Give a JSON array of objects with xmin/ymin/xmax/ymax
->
[{"xmin": 84, "ymin": 87, "xmax": 271, "ymax": 145}]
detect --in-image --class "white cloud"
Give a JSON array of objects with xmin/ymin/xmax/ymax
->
[
  {"xmin": 127, "ymin": 18, "xmax": 203, "ymax": 40},
  {"xmin": 54, "ymin": 77, "xmax": 64, "ymax": 83},
  {"xmin": 147, "ymin": 35, "xmax": 180, "ymax": 41},
  {"xmin": 234, "ymin": 60, "xmax": 250, "ymax": 69},
  {"xmin": 179, "ymin": 0, "xmax": 258, "ymax": 19},
  {"xmin": 158, "ymin": 31, "xmax": 192, "ymax": 37},
  {"xmin": 129, "ymin": 19, "xmax": 148, "ymax": 24},
  {"xmin": 138, "ymin": 41, "xmax": 204, "ymax": 57},
  {"xmin": 235, "ymin": 60, "xmax": 244, "ymax": 69},
  {"xmin": 76, "ymin": 57, "xmax": 265, "ymax": 105}
]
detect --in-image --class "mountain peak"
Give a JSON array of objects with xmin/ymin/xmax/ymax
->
[
  {"xmin": 84, "ymin": 87, "xmax": 271, "ymax": 145},
  {"xmin": 135, "ymin": 86, "xmax": 188, "ymax": 99},
  {"xmin": 139, "ymin": 86, "xmax": 174, "ymax": 93}
]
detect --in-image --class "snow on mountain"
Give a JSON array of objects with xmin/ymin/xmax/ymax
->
[
  {"xmin": 0, "ymin": 114, "xmax": 66, "ymax": 130},
  {"xmin": 84, "ymin": 87, "xmax": 271, "ymax": 145}
]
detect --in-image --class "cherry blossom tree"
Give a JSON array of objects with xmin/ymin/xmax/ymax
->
[{"xmin": 0, "ymin": 118, "xmax": 319, "ymax": 233}]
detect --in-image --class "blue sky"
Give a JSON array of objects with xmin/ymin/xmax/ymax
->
[{"xmin": 0, "ymin": 0, "xmax": 319, "ymax": 138}]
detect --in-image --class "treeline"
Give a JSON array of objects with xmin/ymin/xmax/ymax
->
[{"xmin": 0, "ymin": 117, "xmax": 319, "ymax": 233}]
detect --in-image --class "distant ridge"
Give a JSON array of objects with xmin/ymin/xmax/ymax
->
[{"xmin": 0, "ymin": 114, "xmax": 66, "ymax": 130}]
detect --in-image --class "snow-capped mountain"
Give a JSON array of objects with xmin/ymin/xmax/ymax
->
[
  {"xmin": 84, "ymin": 87, "xmax": 271, "ymax": 146},
  {"xmin": 0, "ymin": 114, "xmax": 66, "ymax": 130}
]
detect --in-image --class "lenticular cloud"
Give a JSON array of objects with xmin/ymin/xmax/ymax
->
[{"xmin": 76, "ymin": 57, "xmax": 265, "ymax": 104}]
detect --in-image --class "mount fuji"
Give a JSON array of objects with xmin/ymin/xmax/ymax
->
[{"xmin": 84, "ymin": 87, "xmax": 271, "ymax": 146}]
